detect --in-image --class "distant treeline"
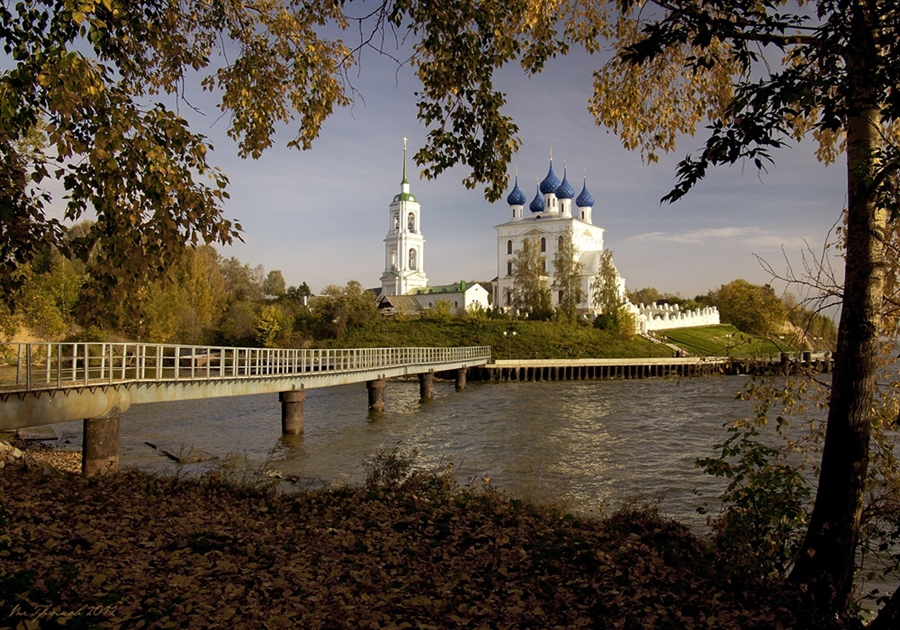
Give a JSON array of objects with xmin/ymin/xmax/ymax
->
[{"xmin": 1, "ymin": 223, "xmax": 836, "ymax": 352}]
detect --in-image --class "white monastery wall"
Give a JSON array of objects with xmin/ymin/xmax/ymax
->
[{"xmin": 631, "ymin": 303, "xmax": 721, "ymax": 334}]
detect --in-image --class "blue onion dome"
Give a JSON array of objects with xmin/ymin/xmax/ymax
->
[
  {"xmin": 576, "ymin": 178, "xmax": 595, "ymax": 207},
  {"xmin": 506, "ymin": 176, "xmax": 527, "ymax": 206},
  {"xmin": 556, "ymin": 168, "xmax": 575, "ymax": 200},
  {"xmin": 529, "ymin": 183, "xmax": 545, "ymax": 213},
  {"xmin": 539, "ymin": 160, "xmax": 561, "ymax": 194}
]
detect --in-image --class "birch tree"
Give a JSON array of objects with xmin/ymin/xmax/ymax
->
[{"xmin": 552, "ymin": 229, "xmax": 583, "ymax": 321}]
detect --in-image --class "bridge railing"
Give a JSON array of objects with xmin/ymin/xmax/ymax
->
[{"xmin": 0, "ymin": 343, "xmax": 492, "ymax": 393}]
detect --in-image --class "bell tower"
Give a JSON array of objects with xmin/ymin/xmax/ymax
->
[{"xmin": 381, "ymin": 138, "xmax": 428, "ymax": 296}]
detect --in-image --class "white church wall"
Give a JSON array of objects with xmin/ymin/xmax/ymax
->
[{"xmin": 632, "ymin": 303, "xmax": 721, "ymax": 334}]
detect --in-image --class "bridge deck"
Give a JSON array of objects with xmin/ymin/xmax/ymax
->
[{"xmin": 0, "ymin": 343, "xmax": 491, "ymax": 429}]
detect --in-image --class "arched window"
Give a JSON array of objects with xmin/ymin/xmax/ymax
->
[
  {"xmin": 540, "ymin": 237, "xmax": 546, "ymax": 252},
  {"xmin": 393, "ymin": 213, "xmax": 399, "ymax": 231},
  {"xmin": 407, "ymin": 212, "xmax": 416, "ymax": 232},
  {"xmin": 511, "ymin": 208, "xmax": 516, "ymax": 219},
  {"xmin": 541, "ymin": 258, "xmax": 546, "ymax": 273},
  {"xmin": 507, "ymin": 261, "xmax": 512, "ymax": 276},
  {"xmin": 390, "ymin": 247, "xmax": 398, "ymax": 270},
  {"xmin": 558, "ymin": 235, "xmax": 563, "ymax": 248},
  {"xmin": 409, "ymin": 248, "xmax": 417, "ymax": 270},
  {"xmin": 507, "ymin": 240, "xmax": 513, "ymax": 255}
]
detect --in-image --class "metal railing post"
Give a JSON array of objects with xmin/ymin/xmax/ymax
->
[{"xmin": 25, "ymin": 344, "xmax": 32, "ymax": 392}]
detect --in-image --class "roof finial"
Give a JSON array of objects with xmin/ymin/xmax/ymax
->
[
  {"xmin": 401, "ymin": 137, "xmax": 409, "ymax": 185},
  {"xmin": 549, "ymin": 147, "xmax": 553, "ymax": 161}
]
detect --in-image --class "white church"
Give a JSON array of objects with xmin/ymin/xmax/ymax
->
[
  {"xmin": 378, "ymin": 140, "xmax": 490, "ymax": 315},
  {"xmin": 492, "ymin": 155, "xmax": 614, "ymax": 313},
  {"xmin": 376, "ymin": 141, "xmax": 718, "ymax": 332}
]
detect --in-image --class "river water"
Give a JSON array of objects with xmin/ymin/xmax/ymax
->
[{"xmin": 49, "ymin": 373, "xmax": 805, "ymax": 531}]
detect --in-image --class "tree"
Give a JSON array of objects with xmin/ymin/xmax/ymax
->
[
  {"xmin": 581, "ymin": 3, "xmax": 895, "ymax": 617},
  {"xmin": 382, "ymin": 1, "xmax": 898, "ymax": 619},
  {"xmin": 142, "ymin": 245, "xmax": 227, "ymax": 343},
  {"xmin": 220, "ymin": 257, "xmax": 265, "ymax": 304},
  {"xmin": 591, "ymin": 249, "xmax": 630, "ymax": 334},
  {"xmin": 310, "ymin": 280, "xmax": 377, "ymax": 339},
  {"xmin": 509, "ymin": 237, "xmax": 552, "ymax": 320},
  {"xmin": 255, "ymin": 304, "xmax": 293, "ymax": 348},
  {"xmin": 713, "ymin": 279, "xmax": 787, "ymax": 338},
  {"xmin": 551, "ymin": 229, "xmax": 584, "ymax": 321},
  {"xmin": 1, "ymin": 0, "xmax": 352, "ymax": 305},
  {"xmin": 263, "ymin": 270, "xmax": 287, "ymax": 298},
  {"xmin": 627, "ymin": 287, "xmax": 662, "ymax": 307}
]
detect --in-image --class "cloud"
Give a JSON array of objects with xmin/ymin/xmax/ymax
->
[{"xmin": 629, "ymin": 226, "xmax": 773, "ymax": 244}]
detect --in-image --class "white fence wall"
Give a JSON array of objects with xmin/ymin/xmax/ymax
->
[{"xmin": 631, "ymin": 303, "xmax": 721, "ymax": 334}]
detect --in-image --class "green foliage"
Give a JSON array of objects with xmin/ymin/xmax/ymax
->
[
  {"xmin": 1, "ymin": 0, "xmax": 357, "ymax": 302},
  {"xmin": 140, "ymin": 246, "xmax": 227, "ymax": 344},
  {"xmin": 255, "ymin": 304, "xmax": 287, "ymax": 348},
  {"xmin": 310, "ymin": 280, "xmax": 377, "ymax": 339},
  {"xmin": 627, "ymin": 286, "xmax": 662, "ymax": 307},
  {"xmin": 510, "ymin": 237, "xmax": 552, "ymax": 319},
  {"xmin": 421, "ymin": 299, "xmax": 454, "ymax": 322},
  {"xmin": 551, "ymin": 229, "xmax": 583, "ymax": 322},
  {"xmin": 262, "ymin": 270, "xmax": 286, "ymax": 298},
  {"xmin": 591, "ymin": 250, "xmax": 622, "ymax": 314},
  {"xmin": 322, "ymin": 317, "xmax": 672, "ymax": 359},
  {"xmin": 712, "ymin": 280, "xmax": 787, "ymax": 338},
  {"xmin": 698, "ymin": 422, "xmax": 812, "ymax": 579},
  {"xmin": 217, "ymin": 300, "xmax": 259, "ymax": 347}
]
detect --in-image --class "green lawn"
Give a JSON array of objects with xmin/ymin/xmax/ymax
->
[
  {"xmin": 319, "ymin": 318, "xmax": 674, "ymax": 360},
  {"xmin": 659, "ymin": 324, "xmax": 791, "ymax": 358}
]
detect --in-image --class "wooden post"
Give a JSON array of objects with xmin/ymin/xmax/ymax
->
[
  {"xmin": 455, "ymin": 367, "xmax": 467, "ymax": 391},
  {"xmin": 280, "ymin": 390, "xmax": 305, "ymax": 435},
  {"xmin": 82, "ymin": 412, "xmax": 120, "ymax": 476},
  {"xmin": 367, "ymin": 379, "xmax": 386, "ymax": 412},
  {"xmin": 419, "ymin": 372, "xmax": 434, "ymax": 400}
]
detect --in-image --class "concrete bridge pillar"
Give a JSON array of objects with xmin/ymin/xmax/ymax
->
[
  {"xmin": 367, "ymin": 379, "xmax": 386, "ymax": 412},
  {"xmin": 419, "ymin": 372, "xmax": 434, "ymax": 400},
  {"xmin": 280, "ymin": 390, "xmax": 305, "ymax": 435},
  {"xmin": 455, "ymin": 367, "xmax": 468, "ymax": 391},
  {"xmin": 82, "ymin": 413, "xmax": 120, "ymax": 477}
]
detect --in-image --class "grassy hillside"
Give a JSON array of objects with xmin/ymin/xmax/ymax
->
[
  {"xmin": 318, "ymin": 318, "xmax": 673, "ymax": 360},
  {"xmin": 660, "ymin": 324, "xmax": 792, "ymax": 358},
  {"xmin": 318, "ymin": 318, "xmax": 802, "ymax": 360}
]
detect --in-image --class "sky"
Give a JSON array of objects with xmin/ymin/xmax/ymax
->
[{"xmin": 171, "ymin": 37, "xmax": 847, "ymax": 301}]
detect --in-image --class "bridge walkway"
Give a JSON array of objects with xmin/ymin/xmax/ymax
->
[{"xmin": 1, "ymin": 342, "xmax": 491, "ymax": 475}]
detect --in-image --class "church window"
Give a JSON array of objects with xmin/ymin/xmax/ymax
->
[
  {"xmin": 409, "ymin": 248, "xmax": 417, "ymax": 270},
  {"xmin": 511, "ymin": 208, "xmax": 516, "ymax": 219},
  {"xmin": 507, "ymin": 240, "xmax": 512, "ymax": 254},
  {"xmin": 407, "ymin": 213, "xmax": 416, "ymax": 232},
  {"xmin": 390, "ymin": 247, "xmax": 398, "ymax": 270},
  {"xmin": 393, "ymin": 213, "xmax": 399, "ymax": 231},
  {"xmin": 558, "ymin": 235, "xmax": 563, "ymax": 248},
  {"xmin": 507, "ymin": 261, "xmax": 512, "ymax": 276},
  {"xmin": 581, "ymin": 210, "xmax": 586, "ymax": 220},
  {"xmin": 541, "ymin": 258, "xmax": 546, "ymax": 273},
  {"xmin": 540, "ymin": 237, "xmax": 546, "ymax": 252}
]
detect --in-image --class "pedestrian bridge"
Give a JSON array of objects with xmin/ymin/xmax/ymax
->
[{"xmin": 0, "ymin": 342, "xmax": 491, "ymax": 474}]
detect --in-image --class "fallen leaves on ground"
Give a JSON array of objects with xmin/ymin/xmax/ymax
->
[{"xmin": 1, "ymin": 466, "xmax": 832, "ymax": 629}]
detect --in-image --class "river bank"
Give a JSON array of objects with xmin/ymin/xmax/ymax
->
[{"xmin": 0, "ymin": 460, "xmax": 833, "ymax": 629}]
